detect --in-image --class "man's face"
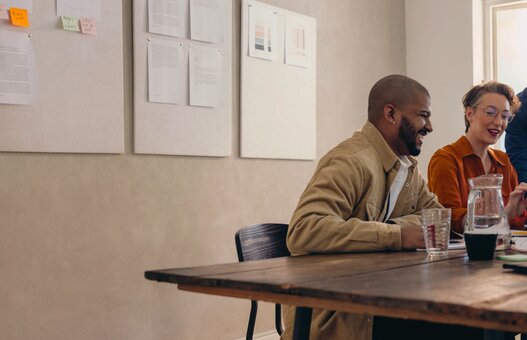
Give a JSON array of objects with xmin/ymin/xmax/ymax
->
[{"xmin": 395, "ymin": 93, "xmax": 432, "ymax": 156}]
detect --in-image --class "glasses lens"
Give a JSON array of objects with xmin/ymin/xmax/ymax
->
[{"xmin": 485, "ymin": 107, "xmax": 498, "ymax": 116}]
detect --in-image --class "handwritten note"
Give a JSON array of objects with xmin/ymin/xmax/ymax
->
[
  {"xmin": 61, "ymin": 15, "xmax": 80, "ymax": 31},
  {"xmin": 0, "ymin": 5, "xmax": 9, "ymax": 20},
  {"xmin": 79, "ymin": 17, "xmax": 97, "ymax": 35},
  {"xmin": 9, "ymin": 7, "xmax": 29, "ymax": 27}
]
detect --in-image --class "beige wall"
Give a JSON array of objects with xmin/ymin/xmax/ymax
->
[
  {"xmin": 0, "ymin": 1, "xmax": 406, "ymax": 339},
  {"xmin": 406, "ymin": 0, "xmax": 481, "ymax": 180}
]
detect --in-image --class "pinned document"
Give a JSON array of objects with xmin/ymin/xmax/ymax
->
[
  {"xmin": 57, "ymin": 0, "xmax": 100, "ymax": 20},
  {"xmin": 148, "ymin": 0, "xmax": 187, "ymax": 38},
  {"xmin": 189, "ymin": 45, "xmax": 222, "ymax": 108},
  {"xmin": 190, "ymin": 0, "xmax": 225, "ymax": 43},
  {"xmin": 285, "ymin": 14, "xmax": 311, "ymax": 68},
  {"xmin": 147, "ymin": 39, "xmax": 186, "ymax": 104},
  {"xmin": 0, "ymin": 30, "xmax": 36, "ymax": 104},
  {"xmin": 248, "ymin": 4, "xmax": 277, "ymax": 61}
]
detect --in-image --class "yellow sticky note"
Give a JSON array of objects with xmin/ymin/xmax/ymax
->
[
  {"xmin": 79, "ymin": 17, "xmax": 97, "ymax": 36},
  {"xmin": 9, "ymin": 7, "xmax": 29, "ymax": 27},
  {"xmin": 61, "ymin": 15, "xmax": 80, "ymax": 32}
]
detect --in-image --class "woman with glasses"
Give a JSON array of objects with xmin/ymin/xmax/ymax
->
[{"xmin": 428, "ymin": 81, "xmax": 527, "ymax": 237}]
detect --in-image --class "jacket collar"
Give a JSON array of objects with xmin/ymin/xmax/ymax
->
[
  {"xmin": 361, "ymin": 121, "xmax": 418, "ymax": 172},
  {"xmin": 454, "ymin": 135, "xmax": 506, "ymax": 167}
]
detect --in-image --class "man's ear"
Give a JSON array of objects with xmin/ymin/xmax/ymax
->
[{"xmin": 384, "ymin": 104, "xmax": 396, "ymax": 125}]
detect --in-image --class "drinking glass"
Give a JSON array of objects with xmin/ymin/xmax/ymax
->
[{"xmin": 422, "ymin": 208, "xmax": 451, "ymax": 255}]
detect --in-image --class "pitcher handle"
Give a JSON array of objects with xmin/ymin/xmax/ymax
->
[{"xmin": 465, "ymin": 189, "xmax": 481, "ymax": 232}]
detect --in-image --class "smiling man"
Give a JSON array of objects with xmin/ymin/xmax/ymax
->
[{"xmin": 282, "ymin": 74, "xmax": 444, "ymax": 340}]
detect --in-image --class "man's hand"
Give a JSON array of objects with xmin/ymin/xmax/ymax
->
[{"xmin": 400, "ymin": 224, "xmax": 425, "ymax": 250}]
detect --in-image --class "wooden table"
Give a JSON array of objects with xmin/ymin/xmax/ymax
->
[{"xmin": 145, "ymin": 250, "xmax": 527, "ymax": 339}]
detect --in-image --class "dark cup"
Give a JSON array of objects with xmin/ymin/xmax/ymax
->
[{"xmin": 464, "ymin": 233, "xmax": 498, "ymax": 260}]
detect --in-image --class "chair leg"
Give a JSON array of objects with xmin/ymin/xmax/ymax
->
[
  {"xmin": 246, "ymin": 300, "xmax": 258, "ymax": 340},
  {"xmin": 275, "ymin": 303, "xmax": 283, "ymax": 335}
]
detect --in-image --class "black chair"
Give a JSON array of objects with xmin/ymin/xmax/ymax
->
[{"xmin": 235, "ymin": 223, "xmax": 290, "ymax": 340}]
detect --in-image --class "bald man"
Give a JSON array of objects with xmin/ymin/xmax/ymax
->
[{"xmin": 282, "ymin": 75, "xmax": 464, "ymax": 339}]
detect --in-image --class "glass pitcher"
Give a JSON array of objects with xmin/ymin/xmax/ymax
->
[{"xmin": 465, "ymin": 174, "xmax": 511, "ymax": 250}]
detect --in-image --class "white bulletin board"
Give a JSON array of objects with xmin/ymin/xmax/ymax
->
[
  {"xmin": 133, "ymin": 0, "xmax": 232, "ymax": 157},
  {"xmin": 241, "ymin": 0, "xmax": 316, "ymax": 160},
  {"xmin": 0, "ymin": 1, "xmax": 124, "ymax": 153}
]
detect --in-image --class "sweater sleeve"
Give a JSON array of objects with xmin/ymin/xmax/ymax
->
[{"xmin": 428, "ymin": 150, "xmax": 466, "ymax": 235}]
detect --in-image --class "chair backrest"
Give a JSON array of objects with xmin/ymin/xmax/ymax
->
[{"xmin": 235, "ymin": 223, "xmax": 290, "ymax": 262}]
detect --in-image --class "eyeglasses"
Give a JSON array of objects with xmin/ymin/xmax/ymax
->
[{"xmin": 472, "ymin": 106, "xmax": 514, "ymax": 123}]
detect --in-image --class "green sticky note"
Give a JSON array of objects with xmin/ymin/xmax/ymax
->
[
  {"xmin": 61, "ymin": 15, "xmax": 79, "ymax": 32},
  {"xmin": 496, "ymin": 254, "xmax": 527, "ymax": 262}
]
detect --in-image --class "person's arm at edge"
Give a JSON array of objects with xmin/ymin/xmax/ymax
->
[{"xmin": 506, "ymin": 160, "xmax": 527, "ymax": 229}]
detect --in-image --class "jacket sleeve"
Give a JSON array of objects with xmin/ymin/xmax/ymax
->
[
  {"xmin": 287, "ymin": 155, "xmax": 401, "ymax": 255},
  {"xmin": 428, "ymin": 150, "xmax": 466, "ymax": 235},
  {"xmin": 506, "ymin": 109, "xmax": 527, "ymax": 184}
]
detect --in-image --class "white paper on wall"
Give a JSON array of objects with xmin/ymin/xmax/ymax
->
[
  {"xmin": 56, "ymin": 0, "xmax": 100, "ymax": 20},
  {"xmin": 0, "ymin": 30, "xmax": 36, "ymax": 105},
  {"xmin": 148, "ymin": 0, "xmax": 187, "ymax": 38},
  {"xmin": 248, "ymin": 4, "xmax": 277, "ymax": 61},
  {"xmin": 285, "ymin": 14, "xmax": 311, "ymax": 68},
  {"xmin": 147, "ymin": 38, "xmax": 186, "ymax": 104},
  {"xmin": 189, "ymin": 44, "xmax": 222, "ymax": 108},
  {"xmin": 190, "ymin": 0, "xmax": 224, "ymax": 43}
]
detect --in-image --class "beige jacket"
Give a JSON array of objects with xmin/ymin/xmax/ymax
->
[{"xmin": 282, "ymin": 121, "xmax": 441, "ymax": 340}]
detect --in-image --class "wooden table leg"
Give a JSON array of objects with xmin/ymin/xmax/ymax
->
[{"xmin": 292, "ymin": 307, "xmax": 312, "ymax": 340}]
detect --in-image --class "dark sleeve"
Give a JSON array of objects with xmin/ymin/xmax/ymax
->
[{"xmin": 506, "ymin": 106, "xmax": 527, "ymax": 183}]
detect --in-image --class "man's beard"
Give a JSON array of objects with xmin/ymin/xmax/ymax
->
[{"xmin": 399, "ymin": 116, "xmax": 422, "ymax": 156}]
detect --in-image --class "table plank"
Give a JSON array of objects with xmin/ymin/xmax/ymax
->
[
  {"xmin": 178, "ymin": 284, "xmax": 527, "ymax": 333},
  {"xmin": 145, "ymin": 250, "xmax": 527, "ymax": 333},
  {"xmin": 294, "ymin": 257, "xmax": 527, "ymax": 332},
  {"xmin": 145, "ymin": 250, "xmax": 466, "ymax": 292}
]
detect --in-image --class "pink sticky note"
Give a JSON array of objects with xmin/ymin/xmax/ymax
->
[
  {"xmin": 79, "ymin": 17, "xmax": 97, "ymax": 36},
  {"xmin": 0, "ymin": 5, "xmax": 9, "ymax": 20}
]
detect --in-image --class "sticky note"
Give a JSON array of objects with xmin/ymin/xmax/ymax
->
[
  {"xmin": 0, "ymin": 5, "xmax": 9, "ymax": 20},
  {"xmin": 497, "ymin": 254, "xmax": 527, "ymax": 262},
  {"xmin": 79, "ymin": 17, "xmax": 97, "ymax": 35},
  {"xmin": 9, "ymin": 7, "xmax": 29, "ymax": 27},
  {"xmin": 61, "ymin": 15, "xmax": 80, "ymax": 32}
]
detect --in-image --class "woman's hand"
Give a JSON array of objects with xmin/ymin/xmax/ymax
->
[{"xmin": 505, "ymin": 182, "xmax": 527, "ymax": 221}]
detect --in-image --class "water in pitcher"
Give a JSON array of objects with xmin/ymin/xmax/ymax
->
[
  {"xmin": 473, "ymin": 214, "xmax": 511, "ymax": 249},
  {"xmin": 466, "ymin": 174, "xmax": 511, "ymax": 250}
]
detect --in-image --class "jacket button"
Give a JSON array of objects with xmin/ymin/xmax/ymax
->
[{"xmin": 405, "ymin": 183, "xmax": 409, "ymax": 187}]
